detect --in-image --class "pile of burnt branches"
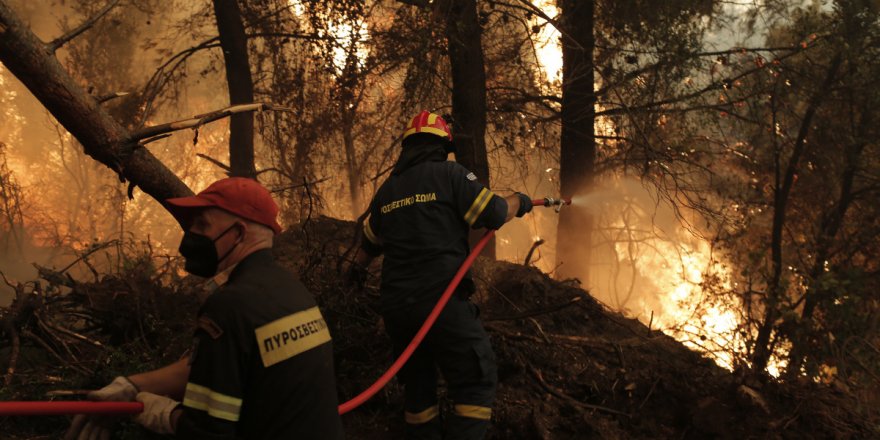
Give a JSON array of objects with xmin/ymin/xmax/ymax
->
[{"xmin": 0, "ymin": 241, "xmax": 200, "ymax": 439}]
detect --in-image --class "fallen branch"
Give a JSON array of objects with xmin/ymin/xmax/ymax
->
[
  {"xmin": 196, "ymin": 154, "xmax": 231, "ymax": 173},
  {"xmin": 33, "ymin": 264, "xmax": 77, "ymax": 288},
  {"xmin": 97, "ymin": 91, "xmax": 129, "ymax": 104},
  {"xmin": 523, "ymin": 238, "xmax": 545, "ymax": 266},
  {"xmin": 44, "ymin": 318, "xmax": 103, "ymax": 348},
  {"xmin": 527, "ymin": 363, "xmax": 630, "ymax": 417},
  {"xmin": 3, "ymin": 322, "xmax": 21, "ymax": 386},
  {"xmin": 130, "ymin": 103, "xmax": 293, "ymax": 141},
  {"xmin": 486, "ymin": 323, "xmax": 646, "ymax": 350},
  {"xmin": 138, "ymin": 133, "xmax": 172, "ymax": 146},
  {"xmin": 36, "ymin": 314, "xmax": 78, "ymax": 363},
  {"xmin": 48, "ymin": 0, "xmax": 121, "ymax": 52},
  {"xmin": 21, "ymin": 330, "xmax": 90, "ymax": 376},
  {"xmin": 0, "ymin": 278, "xmax": 39, "ymax": 385},
  {"xmin": 57, "ymin": 240, "xmax": 119, "ymax": 275},
  {"xmin": 270, "ymin": 176, "xmax": 331, "ymax": 194},
  {"xmin": 484, "ymin": 296, "xmax": 581, "ymax": 322},
  {"xmin": 638, "ymin": 378, "xmax": 661, "ymax": 411}
]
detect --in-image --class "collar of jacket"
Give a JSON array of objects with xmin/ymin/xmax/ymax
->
[
  {"xmin": 391, "ymin": 144, "xmax": 448, "ymax": 176},
  {"xmin": 227, "ymin": 248, "xmax": 274, "ymax": 283}
]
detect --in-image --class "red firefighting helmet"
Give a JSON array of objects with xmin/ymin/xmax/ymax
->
[{"xmin": 402, "ymin": 110, "xmax": 453, "ymax": 142}]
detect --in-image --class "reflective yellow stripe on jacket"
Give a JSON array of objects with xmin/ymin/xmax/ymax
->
[
  {"xmin": 363, "ymin": 215, "xmax": 381, "ymax": 245},
  {"xmin": 183, "ymin": 382, "xmax": 242, "ymax": 422},
  {"xmin": 454, "ymin": 404, "xmax": 492, "ymax": 420},
  {"xmin": 404, "ymin": 405, "xmax": 440, "ymax": 424},
  {"xmin": 464, "ymin": 188, "xmax": 494, "ymax": 226}
]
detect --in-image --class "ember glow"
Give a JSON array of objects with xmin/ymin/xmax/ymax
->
[
  {"xmin": 566, "ymin": 179, "xmax": 761, "ymax": 373},
  {"xmin": 531, "ymin": 0, "xmax": 563, "ymax": 86},
  {"xmin": 288, "ymin": 0, "xmax": 369, "ymax": 73}
]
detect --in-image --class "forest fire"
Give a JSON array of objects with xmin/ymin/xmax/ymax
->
[
  {"xmin": 0, "ymin": 0, "xmax": 878, "ymax": 438},
  {"xmin": 632, "ymin": 237, "xmax": 740, "ymax": 370}
]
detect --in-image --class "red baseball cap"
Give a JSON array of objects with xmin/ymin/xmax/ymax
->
[{"xmin": 165, "ymin": 177, "xmax": 282, "ymax": 235}]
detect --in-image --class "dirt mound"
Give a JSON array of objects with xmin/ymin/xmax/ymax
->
[
  {"xmin": 0, "ymin": 216, "xmax": 876, "ymax": 439},
  {"xmin": 280, "ymin": 216, "xmax": 878, "ymax": 439}
]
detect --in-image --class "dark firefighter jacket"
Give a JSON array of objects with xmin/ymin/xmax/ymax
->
[
  {"xmin": 361, "ymin": 156, "xmax": 508, "ymax": 313},
  {"xmin": 176, "ymin": 249, "xmax": 344, "ymax": 439}
]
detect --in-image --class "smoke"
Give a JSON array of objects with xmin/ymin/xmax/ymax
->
[
  {"xmin": 568, "ymin": 177, "xmax": 708, "ymax": 313},
  {"xmin": 495, "ymin": 174, "xmax": 739, "ymax": 367}
]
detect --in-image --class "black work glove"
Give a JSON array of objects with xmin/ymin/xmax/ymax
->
[{"xmin": 515, "ymin": 192, "xmax": 533, "ymax": 217}]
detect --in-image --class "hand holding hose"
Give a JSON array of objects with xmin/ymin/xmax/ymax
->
[
  {"xmin": 515, "ymin": 193, "xmax": 533, "ymax": 217},
  {"xmin": 64, "ymin": 377, "xmax": 138, "ymax": 440}
]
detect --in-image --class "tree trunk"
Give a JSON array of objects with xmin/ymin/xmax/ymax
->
[
  {"xmin": 751, "ymin": 54, "xmax": 841, "ymax": 375},
  {"xmin": 440, "ymin": 0, "xmax": 489, "ymax": 186},
  {"xmin": 212, "ymin": 0, "xmax": 256, "ymax": 178},
  {"xmin": 556, "ymin": 0, "xmax": 596, "ymax": 282},
  {"xmin": 343, "ymin": 117, "xmax": 364, "ymax": 217},
  {"xmin": 0, "ymin": 1, "xmax": 191, "ymax": 202},
  {"xmin": 438, "ymin": 0, "xmax": 493, "ymax": 257},
  {"xmin": 785, "ymin": 117, "xmax": 866, "ymax": 378}
]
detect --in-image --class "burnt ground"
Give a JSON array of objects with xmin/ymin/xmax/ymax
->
[{"xmin": 1, "ymin": 216, "xmax": 878, "ymax": 439}]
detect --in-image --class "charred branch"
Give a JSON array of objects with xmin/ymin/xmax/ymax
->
[
  {"xmin": 130, "ymin": 103, "xmax": 292, "ymax": 141},
  {"xmin": 270, "ymin": 177, "xmax": 331, "ymax": 194},
  {"xmin": 527, "ymin": 363, "xmax": 630, "ymax": 417},
  {"xmin": 485, "ymin": 295, "xmax": 580, "ymax": 322},
  {"xmin": 48, "ymin": 0, "xmax": 121, "ymax": 52},
  {"xmin": 196, "ymin": 154, "xmax": 232, "ymax": 173},
  {"xmin": 96, "ymin": 91, "xmax": 129, "ymax": 104},
  {"xmin": 523, "ymin": 238, "xmax": 545, "ymax": 266}
]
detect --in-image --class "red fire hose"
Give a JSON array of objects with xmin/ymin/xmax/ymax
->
[
  {"xmin": 0, "ymin": 197, "xmax": 570, "ymax": 417},
  {"xmin": 0, "ymin": 401, "xmax": 143, "ymax": 416}
]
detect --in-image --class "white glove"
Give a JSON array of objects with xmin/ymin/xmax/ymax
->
[
  {"xmin": 89, "ymin": 376, "xmax": 139, "ymax": 401},
  {"xmin": 133, "ymin": 392, "xmax": 181, "ymax": 434},
  {"xmin": 64, "ymin": 376, "xmax": 138, "ymax": 440}
]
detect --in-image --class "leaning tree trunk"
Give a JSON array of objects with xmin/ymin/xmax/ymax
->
[
  {"xmin": 556, "ymin": 0, "xmax": 596, "ymax": 282},
  {"xmin": 212, "ymin": 0, "xmax": 256, "ymax": 178},
  {"xmin": 0, "ymin": 1, "xmax": 191, "ymax": 201}
]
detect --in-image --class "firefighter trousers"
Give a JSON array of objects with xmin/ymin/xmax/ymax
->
[{"xmin": 384, "ymin": 296, "xmax": 498, "ymax": 440}]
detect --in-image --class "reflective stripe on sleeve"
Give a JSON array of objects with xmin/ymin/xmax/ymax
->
[
  {"xmin": 464, "ymin": 188, "xmax": 494, "ymax": 226},
  {"xmin": 453, "ymin": 404, "xmax": 492, "ymax": 420},
  {"xmin": 183, "ymin": 382, "xmax": 242, "ymax": 422},
  {"xmin": 405, "ymin": 405, "xmax": 440, "ymax": 424},
  {"xmin": 363, "ymin": 216, "xmax": 381, "ymax": 245}
]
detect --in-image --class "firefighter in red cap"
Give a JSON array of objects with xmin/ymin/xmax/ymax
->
[
  {"xmin": 350, "ymin": 111, "xmax": 533, "ymax": 439},
  {"xmin": 66, "ymin": 178, "xmax": 343, "ymax": 440}
]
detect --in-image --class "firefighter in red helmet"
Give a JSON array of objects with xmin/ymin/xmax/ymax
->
[
  {"xmin": 350, "ymin": 110, "xmax": 533, "ymax": 439},
  {"xmin": 67, "ymin": 178, "xmax": 343, "ymax": 440}
]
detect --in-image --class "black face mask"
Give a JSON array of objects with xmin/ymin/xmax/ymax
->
[{"xmin": 179, "ymin": 224, "xmax": 241, "ymax": 278}]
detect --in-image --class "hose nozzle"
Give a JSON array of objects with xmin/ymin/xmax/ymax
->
[{"xmin": 533, "ymin": 197, "xmax": 572, "ymax": 213}]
